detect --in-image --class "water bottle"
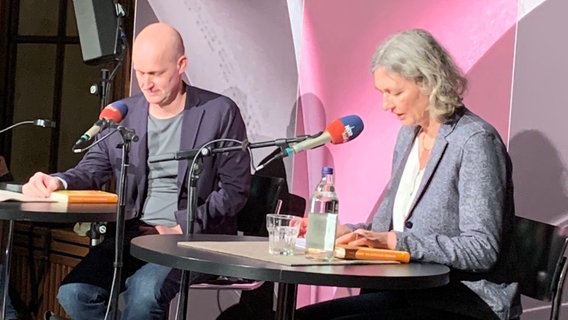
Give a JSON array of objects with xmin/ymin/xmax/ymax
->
[{"xmin": 305, "ymin": 167, "xmax": 339, "ymax": 261}]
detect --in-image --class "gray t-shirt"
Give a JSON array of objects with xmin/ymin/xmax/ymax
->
[{"xmin": 142, "ymin": 113, "xmax": 183, "ymax": 226}]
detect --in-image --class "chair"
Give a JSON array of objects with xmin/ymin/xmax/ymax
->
[
  {"xmin": 279, "ymin": 192, "xmax": 307, "ymax": 218},
  {"xmin": 235, "ymin": 174, "xmax": 286, "ymax": 237},
  {"xmin": 514, "ymin": 216, "xmax": 568, "ymax": 320},
  {"xmin": 216, "ymin": 185, "xmax": 307, "ymax": 320},
  {"xmin": 189, "ymin": 173, "xmax": 285, "ymax": 291}
]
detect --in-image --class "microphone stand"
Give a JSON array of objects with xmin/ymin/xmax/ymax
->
[
  {"xmin": 0, "ymin": 120, "xmax": 56, "ymax": 319},
  {"xmin": 149, "ymin": 136, "xmax": 311, "ymax": 320},
  {"xmin": 175, "ymin": 142, "xmax": 238, "ymax": 320},
  {"xmin": 104, "ymin": 126, "xmax": 138, "ymax": 320},
  {"xmin": 175, "ymin": 159, "xmax": 202, "ymax": 320},
  {"xmin": 90, "ymin": 3, "xmax": 126, "ymax": 110},
  {"xmin": 71, "ymin": 125, "xmax": 137, "ymax": 320},
  {"xmin": 0, "ymin": 212, "xmax": 13, "ymax": 320}
]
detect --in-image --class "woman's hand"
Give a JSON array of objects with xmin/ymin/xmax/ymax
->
[
  {"xmin": 336, "ymin": 229, "xmax": 397, "ymax": 250},
  {"xmin": 298, "ymin": 217, "xmax": 308, "ymax": 238},
  {"xmin": 298, "ymin": 218, "xmax": 354, "ymax": 239},
  {"xmin": 335, "ymin": 224, "xmax": 352, "ymax": 238}
]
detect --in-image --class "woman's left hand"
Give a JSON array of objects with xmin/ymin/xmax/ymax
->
[{"xmin": 336, "ymin": 229, "xmax": 397, "ymax": 250}]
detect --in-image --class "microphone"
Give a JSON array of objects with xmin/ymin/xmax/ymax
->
[
  {"xmin": 0, "ymin": 119, "xmax": 57, "ymax": 134},
  {"xmin": 32, "ymin": 119, "xmax": 56, "ymax": 128},
  {"xmin": 284, "ymin": 115, "xmax": 364, "ymax": 157},
  {"xmin": 73, "ymin": 101, "xmax": 128, "ymax": 148}
]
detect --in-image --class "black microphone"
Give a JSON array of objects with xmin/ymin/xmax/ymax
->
[
  {"xmin": 73, "ymin": 101, "xmax": 128, "ymax": 148},
  {"xmin": 0, "ymin": 119, "xmax": 57, "ymax": 134}
]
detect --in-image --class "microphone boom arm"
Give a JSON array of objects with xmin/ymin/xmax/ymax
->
[
  {"xmin": 0, "ymin": 119, "xmax": 56, "ymax": 134},
  {"xmin": 149, "ymin": 135, "xmax": 313, "ymax": 164}
]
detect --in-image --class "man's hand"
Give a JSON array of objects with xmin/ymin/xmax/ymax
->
[
  {"xmin": 22, "ymin": 172, "xmax": 63, "ymax": 198},
  {"xmin": 155, "ymin": 225, "xmax": 183, "ymax": 235},
  {"xmin": 336, "ymin": 229, "xmax": 397, "ymax": 250}
]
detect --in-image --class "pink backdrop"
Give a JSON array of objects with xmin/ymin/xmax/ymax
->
[
  {"xmin": 294, "ymin": 0, "xmax": 517, "ymax": 305},
  {"xmin": 134, "ymin": 1, "xmax": 568, "ymax": 318}
]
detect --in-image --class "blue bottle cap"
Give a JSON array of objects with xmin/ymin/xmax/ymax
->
[{"xmin": 322, "ymin": 167, "xmax": 333, "ymax": 174}]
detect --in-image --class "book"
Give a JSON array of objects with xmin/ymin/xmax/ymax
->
[
  {"xmin": 49, "ymin": 190, "xmax": 118, "ymax": 203},
  {"xmin": 334, "ymin": 245, "xmax": 410, "ymax": 263},
  {"xmin": 0, "ymin": 189, "xmax": 118, "ymax": 203}
]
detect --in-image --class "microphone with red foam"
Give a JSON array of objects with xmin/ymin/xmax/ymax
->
[
  {"xmin": 284, "ymin": 114, "xmax": 364, "ymax": 157},
  {"xmin": 73, "ymin": 101, "xmax": 128, "ymax": 149}
]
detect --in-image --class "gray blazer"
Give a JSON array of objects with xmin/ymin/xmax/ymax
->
[{"xmin": 363, "ymin": 108, "xmax": 520, "ymax": 319}]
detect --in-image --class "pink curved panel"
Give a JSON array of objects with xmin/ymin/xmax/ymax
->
[{"xmin": 296, "ymin": 0, "xmax": 517, "ymax": 306}]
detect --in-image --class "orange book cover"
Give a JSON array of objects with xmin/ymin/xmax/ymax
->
[
  {"xmin": 334, "ymin": 245, "xmax": 410, "ymax": 263},
  {"xmin": 50, "ymin": 190, "xmax": 118, "ymax": 203}
]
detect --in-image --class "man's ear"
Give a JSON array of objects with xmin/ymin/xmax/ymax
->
[{"xmin": 178, "ymin": 55, "xmax": 188, "ymax": 74}]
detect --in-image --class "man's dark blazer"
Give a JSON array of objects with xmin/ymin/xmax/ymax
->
[{"xmin": 56, "ymin": 85, "xmax": 251, "ymax": 235}]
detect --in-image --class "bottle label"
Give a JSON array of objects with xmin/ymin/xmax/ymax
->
[
  {"xmin": 305, "ymin": 212, "xmax": 338, "ymax": 261},
  {"xmin": 325, "ymin": 200, "xmax": 338, "ymax": 214}
]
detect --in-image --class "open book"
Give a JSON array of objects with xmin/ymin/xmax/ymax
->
[
  {"xmin": 334, "ymin": 245, "xmax": 410, "ymax": 263},
  {"xmin": 0, "ymin": 189, "xmax": 118, "ymax": 203}
]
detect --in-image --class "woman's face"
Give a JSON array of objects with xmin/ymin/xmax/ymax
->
[{"xmin": 373, "ymin": 66, "xmax": 430, "ymax": 127}]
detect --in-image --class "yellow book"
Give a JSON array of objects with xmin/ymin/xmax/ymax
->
[
  {"xmin": 49, "ymin": 190, "xmax": 118, "ymax": 203},
  {"xmin": 334, "ymin": 245, "xmax": 410, "ymax": 263}
]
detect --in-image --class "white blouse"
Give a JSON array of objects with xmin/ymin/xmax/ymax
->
[{"xmin": 392, "ymin": 136, "xmax": 424, "ymax": 232}]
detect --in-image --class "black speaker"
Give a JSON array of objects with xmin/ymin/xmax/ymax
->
[{"xmin": 72, "ymin": 0, "xmax": 120, "ymax": 65}]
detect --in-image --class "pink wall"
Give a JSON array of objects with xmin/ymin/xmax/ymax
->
[
  {"xmin": 133, "ymin": 0, "xmax": 532, "ymax": 313},
  {"xmin": 295, "ymin": 0, "xmax": 517, "ymax": 305}
]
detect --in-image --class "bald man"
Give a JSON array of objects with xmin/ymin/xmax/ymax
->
[{"xmin": 23, "ymin": 23, "xmax": 251, "ymax": 319}]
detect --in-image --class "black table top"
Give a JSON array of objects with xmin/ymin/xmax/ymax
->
[
  {"xmin": 131, "ymin": 234, "xmax": 450, "ymax": 290},
  {"xmin": 0, "ymin": 201, "xmax": 121, "ymax": 223}
]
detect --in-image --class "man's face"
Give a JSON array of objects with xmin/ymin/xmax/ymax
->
[{"xmin": 133, "ymin": 49, "xmax": 185, "ymax": 106}]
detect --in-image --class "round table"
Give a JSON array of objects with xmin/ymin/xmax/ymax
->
[
  {"xmin": 131, "ymin": 234, "xmax": 450, "ymax": 320},
  {"xmin": 0, "ymin": 202, "xmax": 118, "ymax": 222},
  {"xmin": 0, "ymin": 201, "xmax": 120, "ymax": 319}
]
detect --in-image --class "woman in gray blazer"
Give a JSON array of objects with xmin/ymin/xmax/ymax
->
[{"xmin": 297, "ymin": 29, "xmax": 520, "ymax": 320}]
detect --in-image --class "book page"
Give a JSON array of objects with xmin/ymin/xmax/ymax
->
[
  {"xmin": 0, "ymin": 190, "xmax": 56, "ymax": 202},
  {"xmin": 0, "ymin": 189, "xmax": 118, "ymax": 203}
]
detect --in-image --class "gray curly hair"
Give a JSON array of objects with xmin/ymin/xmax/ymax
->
[{"xmin": 371, "ymin": 29, "xmax": 467, "ymax": 123}]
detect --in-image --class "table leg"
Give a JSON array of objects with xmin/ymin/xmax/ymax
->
[
  {"xmin": 275, "ymin": 283, "xmax": 297, "ymax": 320},
  {"xmin": 175, "ymin": 270, "xmax": 190, "ymax": 320},
  {"xmin": 1, "ymin": 220, "xmax": 14, "ymax": 319}
]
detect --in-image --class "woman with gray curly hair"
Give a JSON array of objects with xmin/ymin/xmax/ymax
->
[
  {"xmin": 371, "ymin": 28, "xmax": 468, "ymax": 122},
  {"xmin": 297, "ymin": 29, "xmax": 520, "ymax": 320}
]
